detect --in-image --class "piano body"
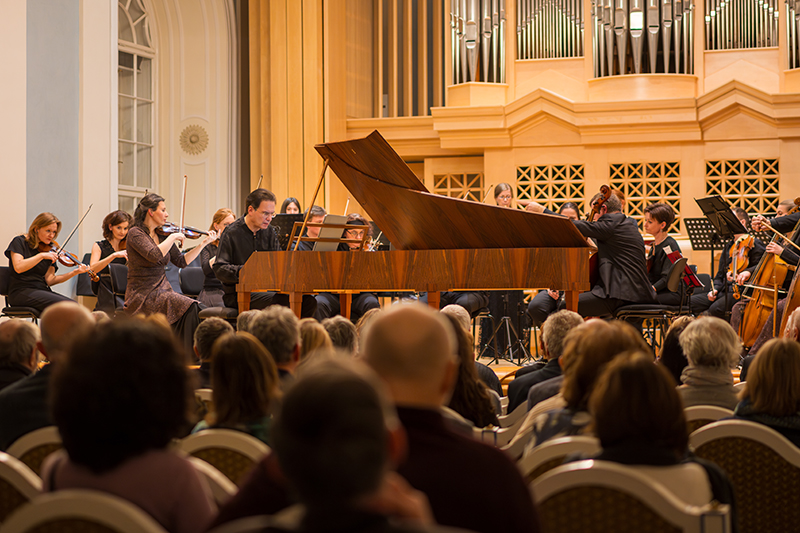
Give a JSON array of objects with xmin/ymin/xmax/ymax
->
[{"xmin": 237, "ymin": 131, "xmax": 592, "ymax": 316}]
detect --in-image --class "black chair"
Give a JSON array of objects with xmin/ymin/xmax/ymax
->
[
  {"xmin": 108, "ymin": 263, "xmax": 128, "ymax": 311},
  {"xmin": 179, "ymin": 267, "xmax": 238, "ymax": 324},
  {"xmin": 74, "ymin": 253, "xmax": 94, "ymax": 298},
  {"xmin": 613, "ymin": 257, "xmax": 690, "ymax": 349},
  {"xmin": 0, "ymin": 267, "xmax": 41, "ymax": 322}
]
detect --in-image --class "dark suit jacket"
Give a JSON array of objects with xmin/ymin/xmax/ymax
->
[
  {"xmin": 0, "ymin": 363, "xmax": 54, "ymax": 451},
  {"xmin": 0, "ymin": 364, "xmax": 33, "ymax": 393},
  {"xmin": 770, "ymin": 211, "xmax": 800, "ymax": 268},
  {"xmin": 572, "ymin": 213, "xmax": 656, "ymax": 303},
  {"xmin": 507, "ymin": 358, "xmax": 562, "ymax": 412}
]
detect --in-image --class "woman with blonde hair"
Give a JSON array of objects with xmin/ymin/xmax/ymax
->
[
  {"xmin": 192, "ymin": 332, "xmax": 280, "ymax": 445},
  {"xmin": 734, "ymin": 338, "xmax": 800, "ymax": 446},
  {"xmin": 298, "ymin": 318, "xmax": 333, "ymax": 361},
  {"xmin": 4, "ymin": 212, "xmax": 89, "ymax": 312},
  {"xmin": 198, "ymin": 208, "xmax": 235, "ymax": 308}
]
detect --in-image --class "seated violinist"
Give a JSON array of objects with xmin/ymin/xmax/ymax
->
[
  {"xmin": 691, "ymin": 207, "xmax": 765, "ymax": 321},
  {"xmin": 568, "ymin": 192, "xmax": 656, "ymax": 318},
  {"xmin": 644, "ymin": 203, "xmax": 683, "ymax": 306},
  {"xmin": 5, "ymin": 213, "xmax": 89, "ymax": 313},
  {"xmin": 89, "ymin": 210, "xmax": 131, "ymax": 314},
  {"xmin": 313, "ymin": 214, "xmax": 380, "ymax": 323},
  {"xmin": 730, "ymin": 204, "xmax": 800, "ymax": 353}
]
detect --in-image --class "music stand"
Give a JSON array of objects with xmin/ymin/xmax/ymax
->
[{"xmin": 272, "ymin": 214, "xmax": 304, "ymax": 250}]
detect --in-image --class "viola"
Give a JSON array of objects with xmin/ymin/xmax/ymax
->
[
  {"xmin": 38, "ymin": 240, "xmax": 99, "ymax": 282},
  {"xmin": 729, "ymin": 234, "xmax": 755, "ymax": 299},
  {"xmin": 155, "ymin": 222, "xmax": 209, "ymax": 240}
]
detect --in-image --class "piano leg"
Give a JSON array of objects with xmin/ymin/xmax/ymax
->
[
  {"xmin": 289, "ymin": 292, "xmax": 303, "ymax": 318},
  {"xmin": 239, "ymin": 291, "xmax": 251, "ymax": 313},
  {"xmin": 564, "ymin": 290, "xmax": 579, "ymax": 312},
  {"xmin": 340, "ymin": 293, "xmax": 353, "ymax": 320},
  {"xmin": 427, "ymin": 291, "xmax": 441, "ymax": 311}
]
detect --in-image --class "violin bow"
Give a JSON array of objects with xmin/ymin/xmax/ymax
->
[
  {"xmin": 177, "ymin": 175, "xmax": 188, "ymax": 248},
  {"xmin": 256, "ymin": 174, "xmax": 263, "ymax": 190},
  {"xmin": 57, "ymin": 204, "xmax": 93, "ymax": 256}
]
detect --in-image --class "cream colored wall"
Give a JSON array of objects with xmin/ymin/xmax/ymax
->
[{"xmin": 149, "ymin": 0, "xmax": 238, "ymax": 227}]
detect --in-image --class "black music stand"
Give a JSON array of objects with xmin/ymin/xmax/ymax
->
[{"xmin": 272, "ymin": 214, "xmax": 304, "ymax": 250}]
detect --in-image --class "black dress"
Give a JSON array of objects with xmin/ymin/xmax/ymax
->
[
  {"xmin": 198, "ymin": 243, "xmax": 225, "ymax": 308},
  {"xmin": 649, "ymin": 236, "xmax": 683, "ymax": 306},
  {"xmin": 92, "ymin": 239, "xmax": 126, "ymax": 314},
  {"xmin": 4, "ymin": 235, "xmax": 71, "ymax": 312}
]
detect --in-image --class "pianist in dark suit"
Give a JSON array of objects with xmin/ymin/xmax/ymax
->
[
  {"xmin": 313, "ymin": 214, "xmax": 380, "ymax": 323},
  {"xmin": 213, "ymin": 188, "xmax": 317, "ymax": 317},
  {"xmin": 569, "ymin": 192, "xmax": 656, "ymax": 318}
]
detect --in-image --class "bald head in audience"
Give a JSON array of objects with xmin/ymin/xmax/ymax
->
[
  {"xmin": 362, "ymin": 304, "xmax": 457, "ymax": 408},
  {"xmin": 39, "ymin": 302, "xmax": 94, "ymax": 363}
]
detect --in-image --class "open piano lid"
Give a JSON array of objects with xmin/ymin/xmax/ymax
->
[{"xmin": 315, "ymin": 131, "xmax": 590, "ymax": 251}]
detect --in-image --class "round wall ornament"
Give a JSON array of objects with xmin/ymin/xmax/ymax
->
[{"xmin": 179, "ymin": 125, "xmax": 209, "ymax": 155}]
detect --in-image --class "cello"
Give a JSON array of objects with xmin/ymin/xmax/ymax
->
[{"xmin": 739, "ymin": 201, "xmax": 800, "ymax": 346}]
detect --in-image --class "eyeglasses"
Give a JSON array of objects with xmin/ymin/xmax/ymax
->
[{"xmin": 256, "ymin": 209, "xmax": 275, "ymax": 219}]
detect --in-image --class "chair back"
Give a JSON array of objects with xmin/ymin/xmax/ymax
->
[
  {"xmin": 75, "ymin": 253, "xmax": 95, "ymax": 297},
  {"xmin": 690, "ymin": 419, "xmax": 800, "ymax": 533},
  {"xmin": 533, "ymin": 460, "xmax": 731, "ymax": 533},
  {"xmin": 0, "ymin": 452, "xmax": 42, "ymax": 524},
  {"xmin": 186, "ymin": 456, "xmax": 237, "ymax": 506},
  {"xmin": 476, "ymin": 411, "xmax": 528, "ymax": 447},
  {"xmin": 666, "ymin": 257, "xmax": 689, "ymax": 293},
  {"xmin": 519, "ymin": 435, "xmax": 601, "ymax": 484},
  {"xmin": 177, "ymin": 429, "xmax": 270, "ymax": 486},
  {"xmin": 0, "ymin": 267, "xmax": 9, "ymax": 297},
  {"xmin": 0, "ymin": 489, "xmax": 168, "ymax": 533},
  {"xmin": 179, "ymin": 267, "xmax": 204, "ymax": 299},
  {"xmin": 685, "ymin": 405, "xmax": 734, "ymax": 434},
  {"xmin": 497, "ymin": 401, "xmax": 528, "ymax": 428},
  {"xmin": 6, "ymin": 426, "xmax": 62, "ymax": 477},
  {"xmin": 109, "ymin": 263, "xmax": 128, "ymax": 297}
]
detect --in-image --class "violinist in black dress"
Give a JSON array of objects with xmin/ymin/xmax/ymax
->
[
  {"xmin": 198, "ymin": 208, "xmax": 235, "ymax": 308},
  {"xmin": 89, "ymin": 210, "xmax": 131, "ymax": 314},
  {"xmin": 4, "ymin": 212, "xmax": 89, "ymax": 312}
]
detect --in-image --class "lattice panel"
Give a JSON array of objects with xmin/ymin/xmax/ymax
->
[
  {"xmin": 517, "ymin": 165, "xmax": 586, "ymax": 214},
  {"xmin": 705, "ymin": 159, "xmax": 780, "ymax": 215},
  {"xmin": 609, "ymin": 162, "xmax": 682, "ymax": 233},
  {"xmin": 432, "ymin": 173, "xmax": 485, "ymax": 202}
]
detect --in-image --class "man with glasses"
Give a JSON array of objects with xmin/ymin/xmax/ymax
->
[{"xmin": 214, "ymin": 188, "xmax": 317, "ymax": 317}]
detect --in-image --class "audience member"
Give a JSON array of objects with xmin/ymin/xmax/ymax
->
[
  {"xmin": 192, "ymin": 332, "xmax": 279, "ymax": 445},
  {"xmin": 192, "ymin": 317, "xmax": 234, "ymax": 388},
  {"xmin": 249, "ymin": 306, "xmax": 301, "ymax": 391},
  {"xmin": 236, "ymin": 309, "xmax": 261, "ymax": 334},
  {"xmin": 657, "ymin": 316, "xmax": 693, "ymax": 386},
  {"xmin": 362, "ymin": 305, "xmax": 539, "ymax": 533},
  {"xmin": 0, "ymin": 320, "xmax": 39, "ymax": 392},
  {"xmin": 355, "ymin": 307, "xmax": 382, "ymax": 340},
  {"xmin": 442, "ymin": 314, "xmax": 498, "ymax": 428},
  {"xmin": 734, "ymin": 338, "xmax": 800, "ymax": 446},
  {"xmin": 441, "ymin": 304, "xmax": 501, "ymax": 397},
  {"xmin": 677, "ymin": 317, "xmax": 739, "ymax": 410},
  {"xmin": 42, "ymin": 318, "xmax": 215, "ymax": 533},
  {"xmin": 507, "ymin": 310, "xmax": 583, "ymax": 412},
  {"xmin": 298, "ymin": 318, "xmax": 333, "ymax": 361},
  {"xmin": 322, "ymin": 315, "xmax": 358, "ymax": 356},
  {"xmin": 266, "ymin": 358, "xmax": 462, "ymax": 533},
  {"xmin": 524, "ymin": 320, "xmax": 649, "ymax": 452},
  {"xmin": 0, "ymin": 302, "xmax": 93, "ymax": 451},
  {"xmin": 590, "ymin": 351, "xmax": 736, "ymax": 509}
]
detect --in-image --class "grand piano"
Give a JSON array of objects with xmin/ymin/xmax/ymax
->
[{"xmin": 236, "ymin": 131, "xmax": 592, "ymax": 316}]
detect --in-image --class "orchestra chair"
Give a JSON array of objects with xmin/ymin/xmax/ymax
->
[
  {"xmin": 0, "ymin": 452, "xmax": 42, "ymax": 525},
  {"xmin": 0, "ymin": 489, "xmax": 168, "ymax": 533},
  {"xmin": 178, "ymin": 267, "xmax": 239, "ymax": 324},
  {"xmin": 6, "ymin": 426, "xmax": 62, "ymax": 477},
  {"xmin": 75, "ymin": 253, "xmax": 95, "ymax": 299},
  {"xmin": 613, "ymin": 257, "xmax": 689, "ymax": 349},
  {"xmin": 186, "ymin": 456, "xmax": 237, "ymax": 506},
  {"xmin": 109, "ymin": 263, "xmax": 128, "ymax": 317},
  {"xmin": 177, "ymin": 429, "xmax": 270, "ymax": 487},
  {"xmin": 0, "ymin": 267, "xmax": 40, "ymax": 323},
  {"xmin": 690, "ymin": 419, "xmax": 800, "ymax": 533},
  {"xmin": 518, "ymin": 435, "xmax": 601, "ymax": 484},
  {"xmin": 684, "ymin": 405, "xmax": 734, "ymax": 434},
  {"xmin": 532, "ymin": 460, "xmax": 731, "ymax": 533}
]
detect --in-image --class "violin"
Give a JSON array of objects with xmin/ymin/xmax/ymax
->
[
  {"xmin": 38, "ymin": 240, "xmax": 99, "ymax": 282},
  {"xmin": 729, "ymin": 234, "xmax": 755, "ymax": 299},
  {"xmin": 155, "ymin": 222, "xmax": 208, "ymax": 240}
]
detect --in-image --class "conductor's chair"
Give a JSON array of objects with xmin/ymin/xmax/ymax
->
[
  {"xmin": 613, "ymin": 257, "xmax": 690, "ymax": 349},
  {"xmin": 6, "ymin": 426, "xmax": 62, "ymax": 477},
  {"xmin": 533, "ymin": 460, "xmax": 731, "ymax": 533},
  {"xmin": 177, "ymin": 429, "xmax": 270, "ymax": 487},
  {"xmin": 0, "ymin": 452, "xmax": 42, "ymax": 524},
  {"xmin": 0, "ymin": 267, "xmax": 40, "ymax": 323},
  {"xmin": 178, "ymin": 267, "xmax": 238, "ymax": 324},
  {"xmin": 690, "ymin": 419, "xmax": 800, "ymax": 533},
  {"xmin": 0, "ymin": 489, "xmax": 168, "ymax": 533}
]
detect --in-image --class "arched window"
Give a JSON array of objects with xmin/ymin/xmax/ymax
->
[{"xmin": 118, "ymin": 0, "xmax": 154, "ymax": 214}]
